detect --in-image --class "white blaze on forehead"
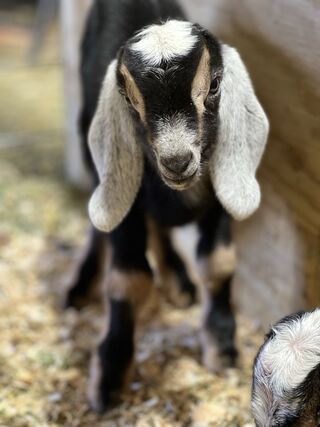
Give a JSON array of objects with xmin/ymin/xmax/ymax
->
[{"xmin": 130, "ymin": 20, "xmax": 198, "ymax": 66}]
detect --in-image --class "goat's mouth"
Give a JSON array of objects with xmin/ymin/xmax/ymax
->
[{"xmin": 161, "ymin": 169, "xmax": 198, "ymax": 190}]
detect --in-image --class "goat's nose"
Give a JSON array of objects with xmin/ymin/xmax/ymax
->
[{"xmin": 161, "ymin": 152, "xmax": 193, "ymax": 174}]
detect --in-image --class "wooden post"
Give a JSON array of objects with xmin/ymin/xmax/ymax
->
[
  {"xmin": 59, "ymin": 0, "xmax": 93, "ymax": 189},
  {"xmin": 180, "ymin": 0, "xmax": 320, "ymax": 327}
]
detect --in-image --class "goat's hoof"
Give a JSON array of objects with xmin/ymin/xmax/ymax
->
[
  {"xmin": 63, "ymin": 288, "xmax": 88, "ymax": 310},
  {"xmin": 201, "ymin": 333, "xmax": 238, "ymax": 373},
  {"xmin": 178, "ymin": 277, "xmax": 197, "ymax": 307},
  {"xmin": 202, "ymin": 347, "xmax": 238, "ymax": 373},
  {"xmin": 88, "ymin": 352, "xmax": 132, "ymax": 414},
  {"xmin": 63, "ymin": 277, "xmax": 100, "ymax": 310},
  {"xmin": 163, "ymin": 273, "xmax": 197, "ymax": 309},
  {"xmin": 89, "ymin": 393, "xmax": 119, "ymax": 414}
]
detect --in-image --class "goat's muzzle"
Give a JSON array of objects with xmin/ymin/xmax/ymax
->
[{"xmin": 159, "ymin": 152, "xmax": 199, "ymax": 190}]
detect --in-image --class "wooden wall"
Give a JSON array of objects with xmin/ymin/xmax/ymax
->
[{"xmin": 180, "ymin": 0, "xmax": 320, "ymax": 326}]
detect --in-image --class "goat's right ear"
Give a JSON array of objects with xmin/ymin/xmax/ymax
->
[
  {"xmin": 210, "ymin": 45, "xmax": 269, "ymax": 221},
  {"xmin": 88, "ymin": 60, "xmax": 144, "ymax": 232}
]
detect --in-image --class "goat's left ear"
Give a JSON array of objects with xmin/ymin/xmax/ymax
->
[{"xmin": 210, "ymin": 44, "xmax": 269, "ymax": 220}]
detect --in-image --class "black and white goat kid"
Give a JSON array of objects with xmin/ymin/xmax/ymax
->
[
  {"xmin": 66, "ymin": 0, "xmax": 269, "ymax": 413},
  {"xmin": 252, "ymin": 310, "xmax": 320, "ymax": 427}
]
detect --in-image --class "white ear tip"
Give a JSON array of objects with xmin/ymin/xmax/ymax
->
[
  {"xmin": 216, "ymin": 178, "xmax": 261, "ymax": 221},
  {"xmin": 88, "ymin": 187, "xmax": 110, "ymax": 232},
  {"xmin": 88, "ymin": 185, "xmax": 118, "ymax": 232}
]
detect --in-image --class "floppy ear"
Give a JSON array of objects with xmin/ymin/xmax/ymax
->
[
  {"xmin": 210, "ymin": 44, "xmax": 269, "ymax": 220},
  {"xmin": 88, "ymin": 60, "xmax": 144, "ymax": 232}
]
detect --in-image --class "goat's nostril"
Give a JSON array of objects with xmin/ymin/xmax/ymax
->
[{"xmin": 161, "ymin": 152, "xmax": 193, "ymax": 174}]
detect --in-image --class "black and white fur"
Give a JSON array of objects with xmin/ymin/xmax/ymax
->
[
  {"xmin": 66, "ymin": 0, "xmax": 269, "ymax": 413},
  {"xmin": 252, "ymin": 310, "xmax": 320, "ymax": 426},
  {"xmin": 65, "ymin": 0, "xmax": 197, "ymax": 310}
]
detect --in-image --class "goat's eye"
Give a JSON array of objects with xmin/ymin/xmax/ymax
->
[
  {"xmin": 209, "ymin": 77, "xmax": 220, "ymax": 95},
  {"xmin": 119, "ymin": 89, "xmax": 133, "ymax": 106},
  {"xmin": 204, "ymin": 77, "xmax": 221, "ymax": 110}
]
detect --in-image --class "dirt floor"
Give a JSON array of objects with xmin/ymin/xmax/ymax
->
[{"xmin": 0, "ymin": 5, "xmax": 264, "ymax": 426}]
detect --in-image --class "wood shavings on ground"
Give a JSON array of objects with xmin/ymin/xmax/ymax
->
[
  {"xmin": 0, "ymin": 190, "xmax": 263, "ymax": 426},
  {"xmin": 0, "ymin": 148, "xmax": 264, "ymax": 427}
]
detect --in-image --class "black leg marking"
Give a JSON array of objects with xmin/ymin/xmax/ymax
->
[
  {"xmin": 197, "ymin": 203, "xmax": 238, "ymax": 371},
  {"xmin": 197, "ymin": 202, "xmax": 232, "ymax": 257},
  {"xmin": 161, "ymin": 231, "xmax": 196, "ymax": 307},
  {"xmin": 203, "ymin": 277, "xmax": 238, "ymax": 368},
  {"xmin": 89, "ymin": 195, "xmax": 154, "ymax": 413},
  {"xmin": 65, "ymin": 227, "xmax": 105, "ymax": 309},
  {"xmin": 110, "ymin": 198, "xmax": 151, "ymax": 274},
  {"xmin": 90, "ymin": 299, "xmax": 134, "ymax": 413}
]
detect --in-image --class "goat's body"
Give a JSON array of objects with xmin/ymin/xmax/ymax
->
[
  {"xmin": 67, "ymin": 0, "xmax": 238, "ymax": 412},
  {"xmin": 65, "ymin": 0, "xmax": 200, "ymax": 306}
]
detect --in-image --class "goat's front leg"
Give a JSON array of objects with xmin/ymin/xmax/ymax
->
[
  {"xmin": 197, "ymin": 204, "xmax": 238, "ymax": 372},
  {"xmin": 88, "ymin": 200, "xmax": 154, "ymax": 413}
]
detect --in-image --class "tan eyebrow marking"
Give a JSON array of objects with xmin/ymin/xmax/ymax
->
[
  {"xmin": 191, "ymin": 47, "xmax": 211, "ymax": 137},
  {"xmin": 120, "ymin": 63, "xmax": 146, "ymax": 124}
]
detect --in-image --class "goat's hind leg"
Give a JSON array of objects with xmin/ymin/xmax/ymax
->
[
  {"xmin": 88, "ymin": 201, "xmax": 155, "ymax": 413},
  {"xmin": 197, "ymin": 205, "xmax": 238, "ymax": 372},
  {"xmin": 149, "ymin": 221, "xmax": 197, "ymax": 308},
  {"xmin": 64, "ymin": 226, "xmax": 105, "ymax": 309}
]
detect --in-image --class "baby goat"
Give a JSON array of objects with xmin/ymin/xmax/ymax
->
[
  {"xmin": 252, "ymin": 310, "xmax": 320, "ymax": 426},
  {"xmin": 65, "ymin": 0, "xmax": 197, "ymax": 310},
  {"xmin": 67, "ymin": 0, "xmax": 269, "ymax": 413}
]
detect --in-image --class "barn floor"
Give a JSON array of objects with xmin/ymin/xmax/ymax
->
[{"xmin": 0, "ymin": 5, "xmax": 264, "ymax": 426}]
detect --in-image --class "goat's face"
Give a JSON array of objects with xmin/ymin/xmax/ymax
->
[
  {"xmin": 117, "ymin": 21, "xmax": 223, "ymax": 190},
  {"xmin": 88, "ymin": 20, "xmax": 269, "ymax": 232}
]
